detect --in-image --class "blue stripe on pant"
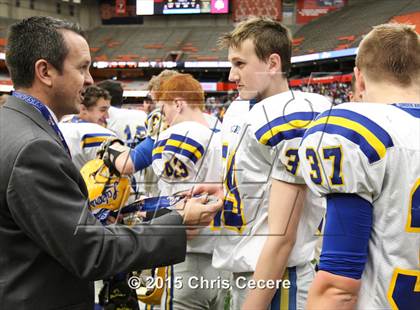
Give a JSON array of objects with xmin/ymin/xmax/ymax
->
[{"xmin": 270, "ymin": 267, "xmax": 297, "ymax": 310}]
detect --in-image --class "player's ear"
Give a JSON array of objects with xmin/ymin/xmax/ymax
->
[
  {"xmin": 174, "ymin": 98, "xmax": 184, "ymax": 113},
  {"xmin": 268, "ymin": 53, "xmax": 281, "ymax": 75},
  {"xmin": 79, "ymin": 104, "xmax": 88, "ymax": 114},
  {"xmin": 354, "ymin": 67, "xmax": 366, "ymax": 99}
]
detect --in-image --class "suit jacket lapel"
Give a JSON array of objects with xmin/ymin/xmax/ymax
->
[{"xmin": 4, "ymin": 96, "xmax": 64, "ymax": 147}]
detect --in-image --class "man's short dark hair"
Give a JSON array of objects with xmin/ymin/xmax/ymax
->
[
  {"xmin": 82, "ymin": 85, "xmax": 111, "ymax": 108},
  {"xmin": 96, "ymin": 80, "xmax": 124, "ymax": 107},
  {"xmin": 6, "ymin": 16, "xmax": 85, "ymax": 89}
]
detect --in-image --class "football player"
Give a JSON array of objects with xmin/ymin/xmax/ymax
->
[
  {"xmin": 102, "ymin": 70, "xmax": 222, "ymax": 180},
  {"xmin": 152, "ymin": 74, "xmax": 227, "ymax": 309},
  {"xmin": 149, "ymin": 70, "xmax": 221, "ymax": 131},
  {"xmin": 138, "ymin": 70, "xmax": 181, "ymax": 197},
  {"xmin": 97, "ymin": 79, "xmax": 147, "ymax": 147},
  {"xmin": 59, "ymin": 85, "xmax": 116, "ymax": 170},
  {"xmin": 299, "ymin": 23, "xmax": 420, "ymax": 309},
  {"xmin": 100, "ymin": 71, "xmax": 181, "ymax": 179},
  {"xmin": 195, "ymin": 17, "xmax": 332, "ymax": 309},
  {"xmin": 61, "ymin": 85, "xmax": 111, "ymax": 126}
]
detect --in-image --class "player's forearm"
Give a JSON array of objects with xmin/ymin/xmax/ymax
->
[
  {"xmin": 243, "ymin": 180, "xmax": 305, "ymax": 308},
  {"xmin": 307, "ymin": 271, "xmax": 360, "ymax": 310},
  {"xmin": 242, "ymin": 237, "xmax": 295, "ymax": 309},
  {"xmin": 115, "ymin": 150, "xmax": 135, "ymax": 174}
]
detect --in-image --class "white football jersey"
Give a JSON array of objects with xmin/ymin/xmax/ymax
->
[
  {"xmin": 134, "ymin": 166, "xmax": 160, "ymax": 197},
  {"xmin": 60, "ymin": 114, "xmax": 77, "ymax": 123},
  {"xmin": 107, "ymin": 106, "xmax": 147, "ymax": 145},
  {"xmin": 299, "ymin": 102, "xmax": 420, "ymax": 309},
  {"xmin": 59, "ymin": 122, "xmax": 116, "ymax": 170},
  {"xmin": 203, "ymin": 113, "xmax": 222, "ymax": 132},
  {"xmin": 152, "ymin": 120, "xmax": 222, "ymax": 254},
  {"xmin": 213, "ymin": 91, "xmax": 331, "ymax": 272}
]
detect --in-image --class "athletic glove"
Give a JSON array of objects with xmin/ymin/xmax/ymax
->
[{"xmin": 97, "ymin": 137, "xmax": 128, "ymax": 176}]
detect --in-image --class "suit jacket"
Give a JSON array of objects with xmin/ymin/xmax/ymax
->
[{"xmin": 0, "ymin": 96, "xmax": 187, "ymax": 309}]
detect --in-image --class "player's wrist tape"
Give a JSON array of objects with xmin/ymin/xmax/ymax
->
[
  {"xmin": 106, "ymin": 145, "xmax": 124, "ymax": 167},
  {"xmin": 102, "ymin": 140, "xmax": 126, "ymax": 176}
]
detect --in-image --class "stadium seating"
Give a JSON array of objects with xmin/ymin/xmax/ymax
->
[
  {"xmin": 87, "ymin": 25, "xmax": 232, "ymax": 62},
  {"xmin": 232, "ymin": 0, "xmax": 282, "ymax": 22},
  {"xmin": 0, "ymin": 1, "xmax": 418, "ymax": 63},
  {"xmin": 0, "ymin": 17, "xmax": 19, "ymax": 53},
  {"xmin": 89, "ymin": 26, "xmax": 167, "ymax": 61},
  {"xmin": 293, "ymin": 0, "xmax": 420, "ymax": 55},
  {"xmin": 390, "ymin": 11, "xmax": 420, "ymax": 32},
  {"xmin": 85, "ymin": 0, "xmax": 419, "ymax": 62}
]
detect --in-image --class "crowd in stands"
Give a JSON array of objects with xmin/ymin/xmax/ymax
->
[{"xmin": 292, "ymin": 81, "xmax": 352, "ymax": 104}]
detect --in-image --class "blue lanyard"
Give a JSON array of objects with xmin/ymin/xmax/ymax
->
[{"xmin": 13, "ymin": 91, "xmax": 72, "ymax": 157}]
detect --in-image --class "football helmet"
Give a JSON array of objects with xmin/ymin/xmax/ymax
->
[
  {"xmin": 146, "ymin": 108, "xmax": 169, "ymax": 139},
  {"xmin": 136, "ymin": 267, "xmax": 167, "ymax": 305},
  {"xmin": 80, "ymin": 158, "xmax": 131, "ymax": 221}
]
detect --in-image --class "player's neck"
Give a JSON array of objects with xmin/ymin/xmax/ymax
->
[
  {"xmin": 364, "ymin": 83, "xmax": 420, "ymax": 104},
  {"xmin": 260, "ymin": 77, "xmax": 289, "ymax": 101},
  {"xmin": 77, "ymin": 113, "xmax": 89, "ymax": 122},
  {"xmin": 172, "ymin": 109, "xmax": 207, "ymax": 127}
]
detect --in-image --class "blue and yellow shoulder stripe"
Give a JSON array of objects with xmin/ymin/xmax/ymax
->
[
  {"xmin": 152, "ymin": 138, "xmax": 167, "ymax": 161},
  {"xmin": 152, "ymin": 133, "xmax": 204, "ymax": 164},
  {"xmin": 255, "ymin": 111, "xmax": 320, "ymax": 147},
  {"xmin": 304, "ymin": 109, "xmax": 394, "ymax": 164},
  {"xmin": 81, "ymin": 133, "xmax": 114, "ymax": 148}
]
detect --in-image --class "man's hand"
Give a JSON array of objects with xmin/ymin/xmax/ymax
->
[
  {"xmin": 186, "ymin": 228, "xmax": 200, "ymax": 240},
  {"xmin": 175, "ymin": 195, "xmax": 222, "ymax": 226},
  {"xmin": 190, "ymin": 184, "xmax": 224, "ymax": 200}
]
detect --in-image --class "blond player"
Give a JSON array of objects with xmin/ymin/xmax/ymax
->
[{"xmin": 194, "ymin": 17, "xmax": 332, "ymax": 309}]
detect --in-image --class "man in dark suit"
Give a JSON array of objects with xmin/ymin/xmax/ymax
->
[{"xmin": 0, "ymin": 16, "xmax": 222, "ymax": 309}]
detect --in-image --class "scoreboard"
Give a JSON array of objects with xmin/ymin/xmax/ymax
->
[{"xmin": 136, "ymin": 0, "xmax": 229, "ymax": 15}]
